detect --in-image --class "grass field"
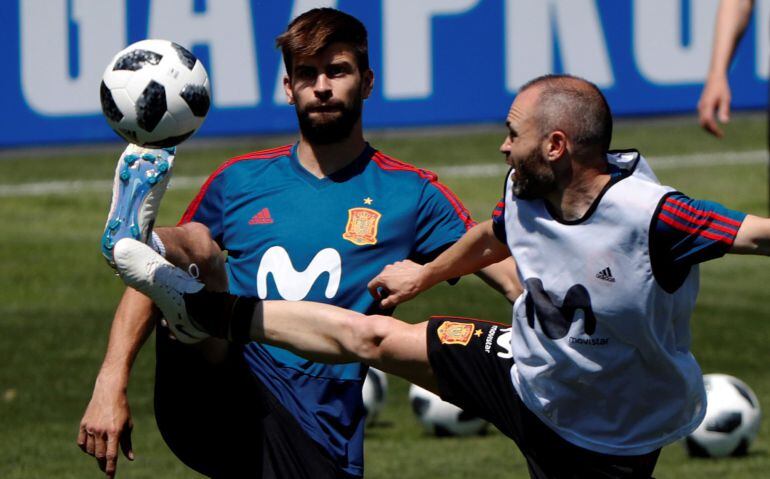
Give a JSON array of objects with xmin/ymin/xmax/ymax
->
[{"xmin": 1, "ymin": 115, "xmax": 770, "ymax": 478}]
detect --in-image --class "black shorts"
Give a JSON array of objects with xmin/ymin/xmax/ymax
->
[
  {"xmin": 426, "ymin": 316, "xmax": 661, "ymax": 479},
  {"xmin": 153, "ymin": 328, "xmax": 357, "ymax": 479}
]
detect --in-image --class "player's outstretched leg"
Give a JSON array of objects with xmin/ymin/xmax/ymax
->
[
  {"xmin": 101, "ymin": 145, "xmax": 175, "ymax": 267},
  {"xmin": 113, "ymin": 238, "xmax": 210, "ymax": 344}
]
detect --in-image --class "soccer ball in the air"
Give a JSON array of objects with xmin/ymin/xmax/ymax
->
[
  {"xmin": 362, "ymin": 368, "xmax": 388, "ymax": 426},
  {"xmin": 685, "ymin": 374, "xmax": 761, "ymax": 458},
  {"xmin": 100, "ymin": 39, "xmax": 211, "ymax": 148},
  {"xmin": 408, "ymin": 384, "xmax": 488, "ymax": 437}
]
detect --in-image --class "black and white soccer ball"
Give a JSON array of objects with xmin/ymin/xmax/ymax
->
[
  {"xmin": 362, "ymin": 368, "xmax": 388, "ymax": 426},
  {"xmin": 100, "ymin": 39, "xmax": 210, "ymax": 148},
  {"xmin": 408, "ymin": 384, "xmax": 488, "ymax": 437},
  {"xmin": 685, "ymin": 374, "xmax": 762, "ymax": 458}
]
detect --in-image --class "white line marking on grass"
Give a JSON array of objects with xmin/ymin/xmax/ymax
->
[
  {"xmin": 650, "ymin": 149, "xmax": 766, "ymax": 168},
  {"xmin": 0, "ymin": 176, "xmax": 209, "ymax": 198},
  {"xmin": 436, "ymin": 149, "xmax": 768, "ymax": 178},
  {"xmin": 0, "ymin": 150, "xmax": 766, "ymax": 197}
]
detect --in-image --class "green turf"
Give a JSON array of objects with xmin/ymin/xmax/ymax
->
[{"xmin": 0, "ymin": 114, "xmax": 768, "ymax": 478}]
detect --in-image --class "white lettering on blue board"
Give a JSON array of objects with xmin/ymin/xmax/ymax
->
[
  {"xmin": 505, "ymin": 0, "xmax": 614, "ymax": 92},
  {"xmin": 634, "ymin": 0, "xmax": 719, "ymax": 84},
  {"xmin": 383, "ymin": 0, "xmax": 481, "ymax": 100},
  {"xmin": 148, "ymin": 0, "xmax": 260, "ymax": 107},
  {"xmin": 21, "ymin": 0, "xmax": 125, "ymax": 115}
]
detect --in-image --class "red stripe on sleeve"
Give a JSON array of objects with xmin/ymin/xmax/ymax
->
[
  {"xmin": 658, "ymin": 213, "xmax": 735, "ymax": 245},
  {"xmin": 666, "ymin": 197, "xmax": 743, "ymax": 228},
  {"xmin": 178, "ymin": 145, "xmax": 292, "ymax": 225},
  {"xmin": 660, "ymin": 203, "xmax": 740, "ymax": 236}
]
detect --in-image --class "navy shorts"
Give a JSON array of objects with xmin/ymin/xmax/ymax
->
[{"xmin": 426, "ymin": 316, "xmax": 661, "ymax": 479}]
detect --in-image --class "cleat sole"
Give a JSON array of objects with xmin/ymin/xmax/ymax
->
[{"xmin": 101, "ymin": 148, "xmax": 174, "ymax": 266}]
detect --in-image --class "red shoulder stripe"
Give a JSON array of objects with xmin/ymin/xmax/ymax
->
[
  {"xmin": 371, "ymin": 152, "xmax": 476, "ymax": 230},
  {"xmin": 178, "ymin": 144, "xmax": 292, "ymax": 225},
  {"xmin": 374, "ymin": 153, "xmax": 474, "ymax": 227},
  {"xmin": 226, "ymin": 144, "xmax": 293, "ymax": 162}
]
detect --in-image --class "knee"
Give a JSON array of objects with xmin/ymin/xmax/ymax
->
[
  {"xmin": 171, "ymin": 222, "xmax": 227, "ymax": 289},
  {"xmin": 175, "ymin": 223, "xmax": 217, "ymax": 262},
  {"xmin": 178, "ymin": 222, "xmax": 213, "ymax": 250}
]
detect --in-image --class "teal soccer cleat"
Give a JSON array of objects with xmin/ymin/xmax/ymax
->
[{"xmin": 101, "ymin": 144, "xmax": 175, "ymax": 267}]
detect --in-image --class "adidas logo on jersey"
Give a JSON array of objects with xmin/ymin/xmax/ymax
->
[
  {"xmin": 596, "ymin": 267, "xmax": 615, "ymax": 283},
  {"xmin": 249, "ymin": 208, "xmax": 273, "ymax": 225}
]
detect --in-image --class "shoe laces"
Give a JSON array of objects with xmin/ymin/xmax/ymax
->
[{"xmin": 154, "ymin": 262, "xmax": 202, "ymax": 294}]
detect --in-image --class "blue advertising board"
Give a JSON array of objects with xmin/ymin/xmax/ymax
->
[{"xmin": 1, "ymin": 0, "xmax": 768, "ymax": 147}]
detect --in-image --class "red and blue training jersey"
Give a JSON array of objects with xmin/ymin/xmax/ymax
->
[{"xmin": 180, "ymin": 143, "xmax": 474, "ymax": 476}]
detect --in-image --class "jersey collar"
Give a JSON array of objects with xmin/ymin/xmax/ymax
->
[{"xmin": 288, "ymin": 142, "xmax": 375, "ymax": 189}]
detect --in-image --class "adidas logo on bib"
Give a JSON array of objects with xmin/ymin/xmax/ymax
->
[{"xmin": 596, "ymin": 267, "xmax": 615, "ymax": 283}]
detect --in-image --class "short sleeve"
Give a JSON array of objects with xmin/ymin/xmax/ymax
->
[
  {"xmin": 491, "ymin": 197, "xmax": 507, "ymax": 244},
  {"xmin": 178, "ymin": 170, "xmax": 226, "ymax": 245},
  {"xmin": 653, "ymin": 192, "xmax": 746, "ymax": 266},
  {"xmin": 410, "ymin": 180, "xmax": 475, "ymax": 263}
]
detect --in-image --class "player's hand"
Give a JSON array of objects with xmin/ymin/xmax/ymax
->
[
  {"xmin": 77, "ymin": 376, "xmax": 134, "ymax": 478},
  {"xmin": 698, "ymin": 74, "xmax": 732, "ymax": 138},
  {"xmin": 368, "ymin": 260, "xmax": 426, "ymax": 309}
]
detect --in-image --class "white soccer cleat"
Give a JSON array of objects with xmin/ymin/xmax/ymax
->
[
  {"xmin": 113, "ymin": 238, "xmax": 209, "ymax": 344},
  {"xmin": 101, "ymin": 144, "xmax": 175, "ymax": 268}
]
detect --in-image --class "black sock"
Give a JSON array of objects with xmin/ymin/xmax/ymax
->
[{"xmin": 182, "ymin": 290, "xmax": 260, "ymax": 343}]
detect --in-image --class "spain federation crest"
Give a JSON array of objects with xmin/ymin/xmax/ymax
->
[
  {"xmin": 343, "ymin": 207, "xmax": 381, "ymax": 246},
  {"xmin": 437, "ymin": 321, "xmax": 475, "ymax": 346}
]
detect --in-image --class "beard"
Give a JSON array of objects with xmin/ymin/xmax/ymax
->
[
  {"xmin": 511, "ymin": 147, "xmax": 557, "ymax": 200},
  {"xmin": 295, "ymin": 92, "xmax": 363, "ymax": 145}
]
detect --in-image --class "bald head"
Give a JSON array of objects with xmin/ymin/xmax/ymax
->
[{"xmin": 519, "ymin": 75, "xmax": 613, "ymax": 156}]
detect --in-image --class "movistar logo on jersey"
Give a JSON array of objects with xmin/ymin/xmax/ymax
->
[{"xmin": 257, "ymin": 246, "xmax": 342, "ymax": 301}]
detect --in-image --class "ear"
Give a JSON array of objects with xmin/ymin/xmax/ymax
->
[
  {"xmin": 283, "ymin": 75, "xmax": 295, "ymax": 105},
  {"xmin": 544, "ymin": 130, "xmax": 568, "ymax": 161},
  {"xmin": 361, "ymin": 69, "xmax": 374, "ymax": 100}
]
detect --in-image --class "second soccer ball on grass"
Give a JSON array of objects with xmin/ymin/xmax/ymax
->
[
  {"xmin": 362, "ymin": 368, "xmax": 388, "ymax": 426},
  {"xmin": 685, "ymin": 374, "xmax": 761, "ymax": 458},
  {"xmin": 409, "ymin": 384, "xmax": 488, "ymax": 437}
]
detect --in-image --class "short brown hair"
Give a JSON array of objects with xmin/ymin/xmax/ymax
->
[
  {"xmin": 520, "ymin": 74, "xmax": 613, "ymax": 155},
  {"xmin": 276, "ymin": 8, "xmax": 369, "ymax": 76}
]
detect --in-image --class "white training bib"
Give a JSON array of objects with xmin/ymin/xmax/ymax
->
[{"xmin": 504, "ymin": 152, "xmax": 705, "ymax": 455}]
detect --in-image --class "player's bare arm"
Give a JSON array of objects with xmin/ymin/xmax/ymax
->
[
  {"xmin": 77, "ymin": 288, "xmax": 155, "ymax": 478},
  {"xmin": 80, "ymin": 162, "xmax": 228, "ymax": 478},
  {"xmin": 698, "ymin": 0, "xmax": 755, "ymax": 137},
  {"xmin": 368, "ymin": 220, "xmax": 511, "ymax": 308},
  {"xmin": 473, "ymin": 257, "xmax": 522, "ymax": 304},
  {"xmin": 730, "ymin": 214, "xmax": 770, "ymax": 254}
]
